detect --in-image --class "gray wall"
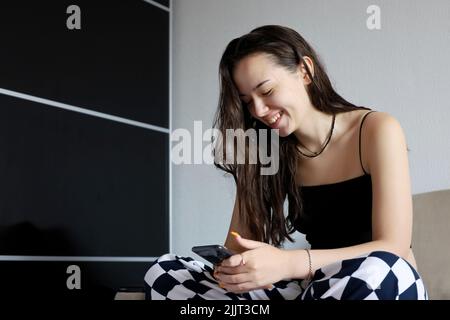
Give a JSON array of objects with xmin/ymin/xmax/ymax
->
[{"xmin": 171, "ymin": 0, "xmax": 450, "ymax": 257}]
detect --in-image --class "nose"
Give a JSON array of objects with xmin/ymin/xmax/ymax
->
[{"xmin": 252, "ymin": 97, "xmax": 269, "ymax": 118}]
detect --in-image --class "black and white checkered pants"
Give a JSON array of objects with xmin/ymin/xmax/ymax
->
[{"xmin": 144, "ymin": 251, "xmax": 428, "ymax": 300}]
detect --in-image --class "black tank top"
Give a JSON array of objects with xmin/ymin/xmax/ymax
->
[{"xmin": 294, "ymin": 111, "xmax": 375, "ymax": 249}]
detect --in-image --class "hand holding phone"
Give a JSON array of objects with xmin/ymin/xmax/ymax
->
[{"xmin": 191, "ymin": 245, "xmax": 234, "ymax": 265}]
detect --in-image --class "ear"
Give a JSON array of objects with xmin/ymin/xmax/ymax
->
[{"xmin": 298, "ymin": 56, "xmax": 314, "ymax": 85}]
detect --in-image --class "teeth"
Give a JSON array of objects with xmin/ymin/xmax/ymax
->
[{"xmin": 269, "ymin": 112, "xmax": 282, "ymax": 124}]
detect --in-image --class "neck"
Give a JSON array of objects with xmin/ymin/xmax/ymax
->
[{"xmin": 293, "ymin": 104, "xmax": 335, "ymax": 152}]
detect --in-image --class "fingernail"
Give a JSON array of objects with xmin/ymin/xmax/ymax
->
[{"xmin": 230, "ymin": 231, "xmax": 241, "ymax": 238}]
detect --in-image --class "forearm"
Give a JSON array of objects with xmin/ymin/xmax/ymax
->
[{"xmin": 285, "ymin": 239, "xmax": 409, "ymax": 280}]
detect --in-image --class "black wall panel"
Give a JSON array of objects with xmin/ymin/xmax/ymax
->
[
  {"xmin": 0, "ymin": 0, "xmax": 170, "ymax": 299},
  {"xmin": 154, "ymin": 0, "xmax": 170, "ymax": 7},
  {"xmin": 0, "ymin": 95, "xmax": 169, "ymax": 257},
  {"xmin": 0, "ymin": 0, "xmax": 169, "ymax": 127}
]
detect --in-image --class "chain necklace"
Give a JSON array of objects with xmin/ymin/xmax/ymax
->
[{"xmin": 297, "ymin": 113, "xmax": 336, "ymax": 158}]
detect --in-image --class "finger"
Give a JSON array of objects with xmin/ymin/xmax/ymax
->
[
  {"xmin": 216, "ymin": 264, "xmax": 246, "ymax": 275},
  {"xmin": 220, "ymin": 281, "xmax": 254, "ymax": 294},
  {"xmin": 231, "ymin": 232, "xmax": 266, "ymax": 250},
  {"xmin": 220, "ymin": 254, "xmax": 245, "ymax": 267},
  {"xmin": 224, "ymin": 283, "xmax": 274, "ymax": 294},
  {"xmin": 238, "ymin": 284, "xmax": 274, "ymax": 293},
  {"xmin": 262, "ymin": 284, "xmax": 275, "ymax": 290},
  {"xmin": 216, "ymin": 272, "xmax": 249, "ymax": 284},
  {"xmin": 212, "ymin": 266, "xmax": 219, "ymax": 280}
]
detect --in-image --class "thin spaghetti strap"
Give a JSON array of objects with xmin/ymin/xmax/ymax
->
[{"xmin": 359, "ymin": 111, "xmax": 376, "ymax": 175}]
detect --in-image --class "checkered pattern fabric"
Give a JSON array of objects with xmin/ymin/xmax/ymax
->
[
  {"xmin": 144, "ymin": 251, "xmax": 427, "ymax": 300},
  {"xmin": 301, "ymin": 251, "xmax": 428, "ymax": 300}
]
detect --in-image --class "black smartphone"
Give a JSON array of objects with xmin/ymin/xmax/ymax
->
[{"xmin": 191, "ymin": 245, "xmax": 234, "ymax": 265}]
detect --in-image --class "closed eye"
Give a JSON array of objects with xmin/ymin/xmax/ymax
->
[{"xmin": 242, "ymin": 89, "xmax": 272, "ymax": 107}]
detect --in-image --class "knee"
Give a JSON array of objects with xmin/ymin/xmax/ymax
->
[
  {"xmin": 304, "ymin": 251, "xmax": 427, "ymax": 300},
  {"xmin": 154, "ymin": 253, "xmax": 179, "ymax": 264},
  {"xmin": 144, "ymin": 253, "xmax": 179, "ymax": 286},
  {"xmin": 352, "ymin": 251, "xmax": 400, "ymax": 291},
  {"xmin": 366, "ymin": 250, "xmax": 403, "ymax": 264},
  {"xmin": 362, "ymin": 250, "xmax": 419, "ymax": 283},
  {"xmin": 148, "ymin": 253, "xmax": 180, "ymax": 271},
  {"xmin": 353, "ymin": 251, "xmax": 424, "ymax": 298},
  {"xmin": 144, "ymin": 253, "xmax": 207, "ymax": 285}
]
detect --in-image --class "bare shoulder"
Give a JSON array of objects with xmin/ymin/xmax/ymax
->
[
  {"xmin": 363, "ymin": 111, "xmax": 406, "ymax": 140},
  {"xmin": 361, "ymin": 111, "xmax": 408, "ymax": 172}
]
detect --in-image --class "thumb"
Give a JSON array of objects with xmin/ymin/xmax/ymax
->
[{"xmin": 230, "ymin": 231, "xmax": 266, "ymax": 250}]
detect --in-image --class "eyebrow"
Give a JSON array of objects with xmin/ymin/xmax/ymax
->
[{"xmin": 238, "ymin": 79, "xmax": 270, "ymax": 97}]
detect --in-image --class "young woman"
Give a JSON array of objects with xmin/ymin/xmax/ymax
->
[{"xmin": 144, "ymin": 25, "xmax": 427, "ymax": 300}]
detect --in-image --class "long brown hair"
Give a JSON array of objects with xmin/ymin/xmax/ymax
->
[{"xmin": 213, "ymin": 25, "xmax": 367, "ymax": 247}]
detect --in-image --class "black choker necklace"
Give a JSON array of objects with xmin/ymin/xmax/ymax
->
[{"xmin": 297, "ymin": 113, "xmax": 336, "ymax": 158}]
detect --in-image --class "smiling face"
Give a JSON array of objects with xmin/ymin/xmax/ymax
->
[{"xmin": 233, "ymin": 53, "xmax": 313, "ymax": 137}]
